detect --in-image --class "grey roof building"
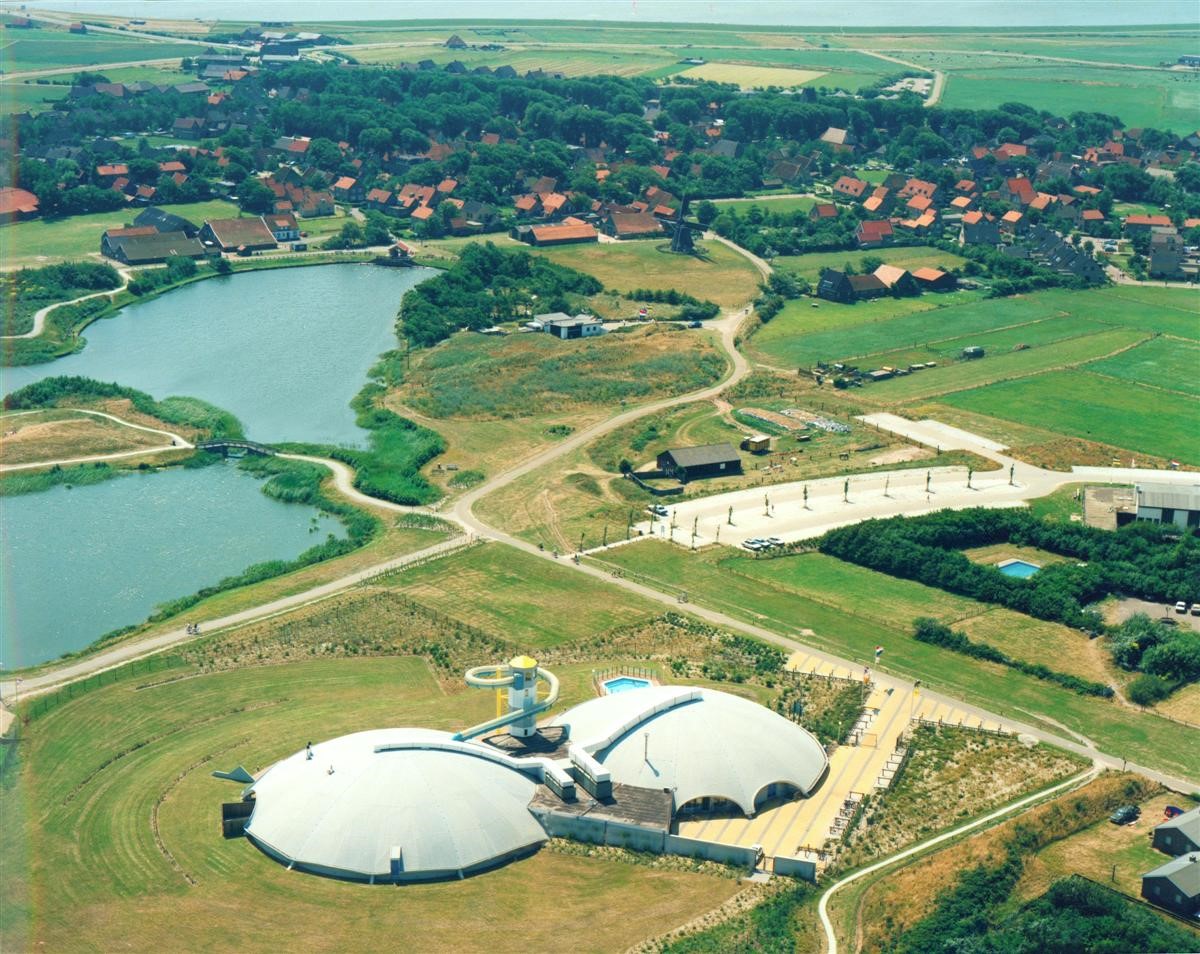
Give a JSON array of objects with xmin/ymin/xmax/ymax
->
[
  {"xmin": 1154, "ymin": 806, "xmax": 1200, "ymax": 856},
  {"xmin": 657, "ymin": 443, "xmax": 742, "ymax": 482},
  {"xmin": 1136, "ymin": 483, "xmax": 1200, "ymax": 527},
  {"xmin": 1141, "ymin": 852, "xmax": 1200, "ymax": 918}
]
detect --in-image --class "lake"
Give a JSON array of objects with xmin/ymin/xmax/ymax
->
[
  {"xmin": 0, "ymin": 462, "xmax": 345, "ymax": 668},
  {"xmin": 1, "ymin": 263, "xmax": 432, "ymax": 446}
]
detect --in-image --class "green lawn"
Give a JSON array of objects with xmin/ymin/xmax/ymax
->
[
  {"xmin": 712, "ymin": 195, "xmax": 818, "ymax": 215},
  {"xmin": 1, "ymin": 200, "xmax": 239, "ymax": 268},
  {"xmin": 593, "ymin": 541, "xmax": 1196, "ymax": 779},
  {"xmin": 773, "ymin": 245, "xmax": 968, "ymax": 286},
  {"xmin": 1085, "ymin": 335, "xmax": 1200, "ymax": 397},
  {"xmin": 390, "ymin": 542, "xmax": 660, "ymax": 646},
  {"xmin": 943, "ymin": 369, "xmax": 1200, "ymax": 464},
  {"xmin": 1, "ymin": 653, "xmax": 736, "ymax": 952},
  {"xmin": 0, "ymin": 81, "xmax": 69, "ymax": 114},
  {"xmin": 0, "ymin": 27, "xmax": 207, "ymax": 72}
]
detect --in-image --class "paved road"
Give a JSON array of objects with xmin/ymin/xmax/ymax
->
[{"xmin": 0, "ymin": 408, "xmax": 192, "ymax": 472}]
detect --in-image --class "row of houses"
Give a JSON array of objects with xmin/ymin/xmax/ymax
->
[{"xmin": 99, "ymin": 209, "xmax": 295, "ymax": 264}]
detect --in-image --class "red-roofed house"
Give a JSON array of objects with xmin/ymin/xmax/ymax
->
[
  {"xmin": 1000, "ymin": 209, "xmax": 1026, "ymax": 234},
  {"xmin": 263, "ymin": 211, "xmax": 300, "ymax": 242},
  {"xmin": 604, "ymin": 211, "xmax": 664, "ymax": 240},
  {"xmin": 96, "ymin": 163, "xmax": 129, "ymax": 180},
  {"xmin": 809, "ymin": 203, "xmax": 839, "ymax": 221},
  {"xmin": 410, "ymin": 204, "xmax": 434, "ymax": 222},
  {"xmin": 539, "ymin": 192, "xmax": 568, "ymax": 215},
  {"xmin": 954, "ymin": 179, "xmax": 977, "ymax": 194},
  {"xmin": 1006, "ymin": 177, "xmax": 1037, "ymax": 206},
  {"xmin": 912, "ymin": 267, "xmax": 956, "ymax": 291},
  {"xmin": 437, "ymin": 178, "xmax": 458, "ymax": 194},
  {"xmin": 0, "ymin": 186, "xmax": 40, "ymax": 223},
  {"xmin": 527, "ymin": 222, "xmax": 598, "ymax": 246},
  {"xmin": 513, "ymin": 193, "xmax": 540, "ymax": 216},
  {"xmin": 833, "ymin": 176, "xmax": 869, "ymax": 200},
  {"xmin": 855, "ymin": 219, "xmax": 894, "ymax": 248},
  {"xmin": 994, "ymin": 142, "xmax": 1028, "ymax": 161},
  {"xmin": 332, "ymin": 176, "xmax": 363, "ymax": 203},
  {"xmin": 899, "ymin": 178, "xmax": 938, "ymax": 201},
  {"xmin": 366, "ymin": 188, "xmax": 396, "ymax": 212},
  {"xmin": 1124, "ymin": 213, "xmax": 1172, "ymax": 234},
  {"xmin": 961, "ymin": 210, "xmax": 1001, "ymax": 245},
  {"xmin": 480, "ymin": 132, "xmax": 500, "ymax": 146}
]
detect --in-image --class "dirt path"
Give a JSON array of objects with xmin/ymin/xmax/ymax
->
[
  {"xmin": 0, "ymin": 407, "xmax": 193, "ymax": 472},
  {"xmin": 1, "ymin": 268, "xmax": 131, "ymax": 340}
]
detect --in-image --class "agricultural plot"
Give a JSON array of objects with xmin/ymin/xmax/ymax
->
[
  {"xmin": 678, "ymin": 63, "xmax": 826, "ymax": 88},
  {"xmin": 0, "ymin": 199, "xmax": 239, "ymax": 268},
  {"xmin": 351, "ymin": 44, "xmax": 674, "ymax": 78},
  {"xmin": 0, "ymin": 81, "xmax": 69, "ymax": 114},
  {"xmin": 943, "ymin": 369, "xmax": 1200, "ymax": 465},
  {"xmin": 1086, "ymin": 336, "xmax": 1200, "ymax": 397},
  {"xmin": 0, "ymin": 28, "xmax": 206, "ymax": 73},
  {"xmin": 527, "ymin": 238, "xmax": 762, "ymax": 310},
  {"xmin": 1, "ymin": 655, "xmax": 737, "ymax": 953}
]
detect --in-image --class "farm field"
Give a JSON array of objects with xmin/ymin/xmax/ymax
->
[
  {"xmin": 0, "ymin": 81, "xmax": 69, "ymax": 114},
  {"xmin": 678, "ymin": 63, "xmax": 825, "ymax": 88},
  {"xmin": 0, "ymin": 199, "xmax": 240, "ymax": 269},
  {"xmin": 1086, "ymin": 336, "xmax": 1200, "ymax": 398},
  {"xmin": 350, "ymin": 44, "xmax": 674, "ymax": 78},
  {"xmin": 943, "ymin": 369, "xmax": 1200, "ymax": 465},
  {"xmin": 838, "ymin": 29, "xmax": 1200, "ymax": 65},
  {"xmin": 0, "ymin": 27, "xmax": 206, "ymax": 74},
  {"xmin": 772, "ymin": 245, "xmax": 969, "ymax": 286},
  {"xmin": 526, "ymin": 238, "xmax": 762, "ymax": 310},
  {"xmin": 390, "ymin": 543, "xmax": 659, "ymax": 646},
  {"xmin": 593, "ymin": 541, "xmax": 1194, "ymax": 778},
  {"xmin": 0, "ymin": 654, "xmax": 738, "ymax": 953}
]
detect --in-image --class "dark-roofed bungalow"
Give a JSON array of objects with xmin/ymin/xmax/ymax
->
[
  {"xmin": 103, "ymin": 230, "xmax": 205, "ymax": 265},
  {"xmin": 657, "ymin": 443, "xmax": 742, "ymax": 483},
  {"xmin": 1153, "ymin": 806, "xmax": 1200, "ymax": 856},
  {"xmin": 816, "ymin": 268, "xmax": 856, "ymax": 304},
  {"xmin": 133, "ymin": 206, "xmax": 199, "ymax": 237}
]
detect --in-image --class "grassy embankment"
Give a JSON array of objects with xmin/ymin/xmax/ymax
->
[
  {"xmin": 593, "ymin": 541, "xmax": 1197, "ymax": 780},
  {"xmin": 0, "ymin": 407, "xmax": 170, "ymax": 464}
]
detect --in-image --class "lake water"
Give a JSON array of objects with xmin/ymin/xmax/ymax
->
[
  {"xmin": 0, "ymin": 462, "xmax": 344, "ymax": 668},
  {"xmin": 1, "ymin": 264, "xmax": 432, "ymax": 446},
  {"xmin": 1, "ymin": 264, "xmax": 428, "ymax": 668}
]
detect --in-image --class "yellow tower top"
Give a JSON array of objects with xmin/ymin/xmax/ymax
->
[{"xmin": 509, "ymin": 655, "xmax": 538, "ymax": 671}]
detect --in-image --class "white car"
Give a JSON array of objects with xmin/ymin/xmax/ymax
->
[{"xmin": 1176, "ymin": 601, "xmax": 1188, "ymax": 613}]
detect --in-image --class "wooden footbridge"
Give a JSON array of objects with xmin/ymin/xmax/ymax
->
[{"xmin": 196, "ymin": 439, "xmax": 276, "ymax": 457}]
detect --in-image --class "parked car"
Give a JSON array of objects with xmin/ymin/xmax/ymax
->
[
  {"xmin": 1191, "ymin": 604, "xmax": 1200, "ymax": 616},
  {"xmin": 1109, "ymin": 805, "xmax": 1141, "ymax": 825},
  {"xmin": 765, "ymin": 537, "xmax": 783, "ymax": 546},
  {"xmin": 647, "ymin": 504, "xmax": 669, "ymax": 517},
  {"xmin": 1176, "ymin": 601, "xmax": 1188, "ymax": 613}
]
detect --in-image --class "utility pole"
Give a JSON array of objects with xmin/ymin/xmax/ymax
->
[
  {"xmin": 926, "ymin": 470, "xmax": 932, "ymax": 494},
  {"xmin": 728, "ymin": 505, "xmax": 734, "ymax": 525},
  {"xmin": 1009, "ymin": 462, "xmax": 1015, "ymax": 486},
  {"xmin": 884, "ymin": 476, "xmax": 890, "ymax": 498},
  {"xmin": 579, "ymin": 530, "xmax": 585, "ymax": 553},
  {"xmin": 602, "ymin": 525, "xmax": 608, "ymax": 548},
  {"xmin": 803, "ymin": 484, "xmax": 809, "ymax": 509},
  {"xmin": 843, "ymin": 478, "xmax": 849, "ymax": 503},
  {"xmin": 764, "ymin": 493, "xmax": 770, "ymax": 516},
  {"xmin": 967, "ymin": 468, "xmax": 973, "ymax": 490}
]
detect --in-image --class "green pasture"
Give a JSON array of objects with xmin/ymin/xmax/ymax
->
[
  {"xmin": 0, "ymin": 81, "xmax": 68, "ymax": 114},
  {"xmin": 351, "ymin": 44, "xmax": 674, "ymax": 78},
  {"xmin": 943, "ymin": 369, "xmax": 1200, "ymax": 464},
  {"xmin": 390, "ymin": 543, "xmax": 659, "ymax": 646},
  {"xmin": 0, "ymin": 28, "xmax": 206, "ymax": 73},
  {"xmin": 866, "ymin": 328, "xmax": 1148, "ymax": 403},
  {"xmin": 1, "ymin": 654, "xmax": 735, "ymax": 952},
  {"xmin": 712, "ymin": 195, "xmax": 818, "ymax": 214},
  {"xmin": 842, "ymin": 29, "xmax": 1199, "ymax": 66},
  {"xmin": 1086, "ymin": 336, "xmax": 1200, "ymax": 397},
  {"xmin": 772, "ymin": 245, "xmax": 968, "ymax": 286},
  {"xmin": 1, "ymin": 200, "xmax": 239, "ymax": 268},
  {"xmin": 594, "ymin": 541, "xmax": 1196, "ymax": 779}
]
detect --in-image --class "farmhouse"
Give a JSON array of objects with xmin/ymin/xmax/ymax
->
[
  {"xmin": 0, "ymin": 186, "xmax": 40, "ymax": 223},
  {"xmin": 134, "ymin": 206, "xmax": 200, "ymax": 236},
  {"xmin": 817, "ymin": 268, "xmax": 856, "ymax": 304},
  {"xmin": 912, "ymin": 266, "xmax": 956, "ymax": 291},
  {"xmin": 657, "ymin": 443, "xmax": 742, "ymax": 482},
  {"xmin": 833, "ymin": 176, "xmax": 868, "ymax": 200},
  {"xmin": 819, "ymin": 127, "xmax": 856, "ymax": 151},
  {"xmin": 604, "ymin": 211, "xmax": 664, "ymax": 240},
  {"xmin": 263, "ymin": 211, "xmax": 300, "ymax": 242},
  {"xmin": 855, "ymin": 219, "xmax": 894, "ymax": 248},
  {"xmin": 526, "ymin": 222, "xmax": 597, "ymax": 246},
  {"xmin": 102, "ymin": 230, "xmax": 205, "ymax": 265},
  {"xmin": 1134, "ymin": 483, "xmax": 1200, "ymax": 528},
  {"xmin": 1153, "ymin": 806, "xmax": 1200, "ymax": 856},
  {"xmin": 873, "ymin": 264, "xmax": 920, "ymax": 296},
  {"xmin": 1124, "ymin": 213, "xmax": 1172, "ymax": 234},
  {"xmin": 199, "ymin": 217, "xmax": 278, "ymax": 252},
  {"xmin": 1141, "ymin": 854, "xmax": 1200, "ymax": 918}
]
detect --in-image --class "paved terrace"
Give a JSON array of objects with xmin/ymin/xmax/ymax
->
[{"xmin": 631, "ymin": 414, "xmax": 1198, "ymax": 549}]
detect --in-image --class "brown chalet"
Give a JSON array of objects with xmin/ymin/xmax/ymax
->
[{"xmin": 604, "ymin": 211, "xmax": 664, "ymax": 240}]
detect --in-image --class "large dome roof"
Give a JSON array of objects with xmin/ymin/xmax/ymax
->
[
  {"xmin": 550, "ymin": 686, "xmax": 827, "ymax": 815},
  {"xmin": 245, "ymin": 728, "xmax": 546, "ymax": 882}
]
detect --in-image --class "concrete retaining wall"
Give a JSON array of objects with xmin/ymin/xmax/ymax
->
[
  {"xmin": 534, "ymin": 809, "xmax": 757, "ymax": 867},
  {"xmin": 772, "ymin": 854, "xmax": 817, "ymax": 882}
]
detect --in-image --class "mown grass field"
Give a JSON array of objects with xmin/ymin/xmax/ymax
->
[
  {"xmin": 712, "ymin": 195, "xmax": 818, "ymax": 214},
  {"xmin": 0, "ymin": 409, "xmax": 166, "ymax": 464},
  {"xmin": 679, "ymin": 62, "xmax": 825, "ymax": 88},
  {"xmin": 390, "ymin": 543, "xmax": 660, "ymax": 646},
  {"xmin": 0, "ymin": 27, "xmax": 206, "ymax": 73},
  {"xmin": 0, "ymin": 81, "xmax": 69, "ymax": 114},
  {"xmin": 593, "ymin": 541, "xmax": 1195, "ymax": 779},
  {"xmin": 1, "ymin": 199, "xmax": 240, "ymax": 268},
  {"xmin": 1086, "ymin": 335, "xmax": 1200, "ymax": 397},
  {"xmin": 0, "ymin": 654, "xmax": 737, "ymax": 952},
  {"xmin": 527, "ymin": 238, "xmax": 762, "ymax": 310},
  {"xmin": 943, "ymin": 369, "xmax": 1200, "ymax": 465}
]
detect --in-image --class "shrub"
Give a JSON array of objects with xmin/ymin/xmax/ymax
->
[{"xmin": 1126, "ymin": 673, "xmax": 1172, "ymax": 707}]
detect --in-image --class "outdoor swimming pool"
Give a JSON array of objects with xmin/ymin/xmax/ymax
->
[
  {"xmin": 997, "ymin": 559, "xmax": 1042, "ymax": 579},
  {"xmin": 603, "ymin": 676, "xmax": 653, "ymax": 694}
]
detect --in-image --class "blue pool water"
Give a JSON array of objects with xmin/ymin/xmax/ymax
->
[
  {"xmin": 603, "ymin": 676, "xmax": 652, "ymax": 694},
  {"xmin": 998, "ymin": 559, "xmax": 1042, "ymax": 579}
]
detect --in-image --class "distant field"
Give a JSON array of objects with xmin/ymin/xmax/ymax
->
[
  {"xmin": 0, "ymin": 27, "xmax": 205, "ymax": 73},
  {"xmin": 1086, "ymin": 336, "xmax": 1200, "ymax": 397},
  {"xmin": 943, "ymin": 369, "xmax": 1200, "ymax": 464},
  {"xmin": 773, "ymin": 245, "xmax": 968, "ymax": 286},
  {"xmin": 712, "ymin": 195, "xmax": 818, "ymax": 215},
  {"xmin": 350, "ymin": 44, "xmax": 674, "ymax": 78},
  {"xmin": 527, "ymin": 238, "xmax": 762, "ymax": 310},
  {"xmin": 1, "ymin": 199, "xmax": 239, "ymax": 268},
  {"xmin": 679, "ymin": 63, "xmax": 825, "ymax": 88},
  {"xmin": 0, "ymin": 81, "xmax": 68, "ymax": 114}
]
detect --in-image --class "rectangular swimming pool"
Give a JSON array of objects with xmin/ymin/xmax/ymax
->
[
  {"xmin": 997, "ymin": 559, "xmax": 1041, "ymax": 579},
  {"xmin": 603, "ymin": 676, "xmax": 652, "ymax": 694}
]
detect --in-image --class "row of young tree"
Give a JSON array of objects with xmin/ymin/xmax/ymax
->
[
  {"xmin": 397, "ymin": 241, "xmax": 602, "ymax": 347},
  {"xmin": 818, "ymin": 508, "xmax": 1200, "ymax": 633}
]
